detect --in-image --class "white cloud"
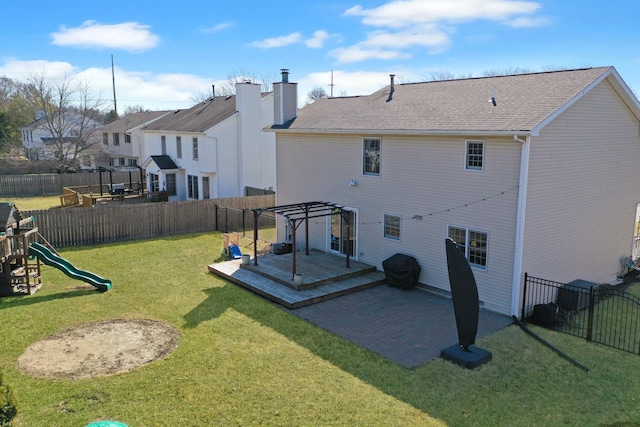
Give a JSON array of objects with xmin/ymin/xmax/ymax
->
[
  {"xmin": 305, "ymin": 30, "xmax": 330, "ymax": 48},
  {"xmin": 0, "ymin": 59, "xmax": 75, "ymax": 80},
  {"xmin": 504, "ymin": 16, "xmax": 551, "ymax": 28},
  {"xmin": 250, "ymin": 32, "xmax": 302, "ymax": 48},
  {"xmin": 200, "ymin": 22, "xmax": 234, "ymax": 33},
  {"xmin": 330, "ymin": 46, "xmax": 410, "ymax": 63},
  {"xmin": 338, "ymin": 0, "xmax": 547, "ymax": 63},
  {"xmin": 299, "ymin": 70, "xmax": 416, "ymax": 101},
  {"xmin": 362, "ymin": 24, "xmax": 451, "ymax": 50},
  {"xmin": 51, "ymin": 21, "xmax": 160, "ymax": 52},
  {"xmin": 0, "ymin": 58, "xmax": 211, "ymax": 111},
  {"xmin": 345, "ymin": 0, "xmax": 542, "ymax": 27}
]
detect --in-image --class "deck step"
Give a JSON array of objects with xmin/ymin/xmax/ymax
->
[{"xmin": 209, "ymin": 260, "xmax": 386, "ymax": 309}]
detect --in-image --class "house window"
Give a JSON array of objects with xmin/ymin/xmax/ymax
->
[
  {"xmin": 192, "ymin": 137, "xmax": 199, "ymax": 161},
  {"xmin": 161, "ymin": 135, "xmax": 167, "ymax": 155},
  {"xmin": 383, "ymin": 214, "xmax": 401, "ymax": 240},
  {"xmin": 165, "ymin": 173, "xmax": 177, "ymax": 196},
  {"xmin": 108, "ymin": 158, "xmax": 116, "ymax": 166},
  {"xmin": 113, "ymin": 133, "xmax": 120, "ymax": 146},
  {"xmin": 188, "ymin": 174, "xmax": 199, "ymax": 199},
  {"xmin": 128, "ymin": 158, "xmax": 137, "ymax": 166},
  {"xmin": 176, "ymin": 136, "xmax": 182, "ymax": 159},
  {"xmin": 103, "ymin": 133, "xmax": 109, "ymax": 145},
  {"xmin": 202, "ymin": 176, "xmax": 210, "ymax": 199},
  {"xmin": 119, "ymin": 157, "xmax": 125, "ymax": 166},
  {"xmin": 150, "ymin": 173, "xmax": 159, "ymax": 192},
  {"xmin": 125, "ymin": 133, "xmax": 131, "ymax": 143},
  {"xmin": 363, "ymin": 138, "xmax": 380, "ymax": 175},
  {"xmin": 448, "ymin": 226, "xmax": 488, "ymax": 269},
  {"xmin": 465, "ymin": 140, "xmax": 484, "ymax": 171}
]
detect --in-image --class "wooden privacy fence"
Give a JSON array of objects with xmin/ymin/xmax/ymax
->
[
  {"xmin": 24, "ymin": 195, "xmax": 275, "ymax": 248},
  {"xmin": 0, "ymin": 172, "xmax": 143, "ymax": 197}
]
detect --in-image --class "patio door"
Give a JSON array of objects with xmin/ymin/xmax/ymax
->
[{"xmin": 329, "ymin": 208, "xmax": 357, "ymax": 258}]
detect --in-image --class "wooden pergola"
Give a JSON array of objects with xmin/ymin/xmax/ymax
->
[{"xmin": 251, "ymin": 201, "xmax": 353, "ymax": 278}]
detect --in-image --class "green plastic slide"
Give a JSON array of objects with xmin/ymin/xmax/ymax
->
[{"xmin": 28, "ymin": 242, "xmax": 112, "ymax": 292}]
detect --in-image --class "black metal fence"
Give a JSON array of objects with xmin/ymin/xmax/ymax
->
[{"xmin": 522, "ymin": 273, "xmax": 640, "ymax": 355}]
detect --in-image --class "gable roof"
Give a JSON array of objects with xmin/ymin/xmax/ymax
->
[
  {"xmin": 143, "ymin": 96, "xmax": 239, "ymax": 133},
  {"xmin": 100, "ymin": 111, "xmax": 171, "ymax": 132},
  {"xmin": 280, "ymin": 67, "xmax": 640, "ymax": 136}
]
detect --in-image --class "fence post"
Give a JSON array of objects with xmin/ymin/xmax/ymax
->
[
  {"xmin": 521, "ymin": 272, "xmax": 528, "ymax": 320},
  {"xmin": 214, "ymin": 204, "xmax": 218, "ymax": 231},
  {"xmin": 224, "ymin": 207, "xmax": 228, "ymax": 233},
  {"xmin": 586, "ymin": 286, "xmax": 595, "ymax": 342},
  {"xmin": 242, "ymin": 209, "xmax": 246, "ymax": 237}
]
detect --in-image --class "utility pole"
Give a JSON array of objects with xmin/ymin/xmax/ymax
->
[
  {"xmin": 111, "ymin": 54, "xmax": 118, "ymax": 116},
  {"xmin": 329, "ymin": 70, "xmax": 335, "ymax": 98}
]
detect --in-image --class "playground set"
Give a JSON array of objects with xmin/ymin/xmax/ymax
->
[{"xmin": 0, "ymin": 202, "xmax": 111, "ymax": 296}]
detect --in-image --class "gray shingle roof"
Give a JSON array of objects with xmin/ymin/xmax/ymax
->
[
  {"xmin": 285, "ymin": 67, "xmax": 623, "ymax": 135},
  {"xmin": 143, "ymin": 96, "xmax": 239, "ymax": 133},
  {"xmin": 100, "ymin": 111, "xmax": 171, "ymax": 132}
]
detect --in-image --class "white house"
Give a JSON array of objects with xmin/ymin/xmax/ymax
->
[
  {"xmin": 98, "ymin": 111, "xmax": 170, "ymax": 168},
  {"xmin": 270, "ymin": 67, "xmax": 640, "ymax": 316},
  {"xmin": 137, "ymin": 73, "xmax": 287, "ymax": 201},
  {"xmin": 21, "ymin": 111, "xmax": 103, "ymax": 170}
]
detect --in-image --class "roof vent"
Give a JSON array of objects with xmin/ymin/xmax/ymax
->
[{"xmin": 386, "ymin": 74, "xmax": 395, "ymax": 102}]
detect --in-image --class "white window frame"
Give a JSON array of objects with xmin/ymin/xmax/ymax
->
[
  {"xmin": 447, "ymin": 225, "xmax": 488, "ymax": 270},
  {"xmin": 176, "ymin": 136, "xmax": 182, "ymax": 159},
  {"xmin": 161, "ymin": 135, "xmax": 167, "ymax": 155},
  {"xmin": 465, "ymin": 140, "xmax": 484, "ymax": 171},
  {"xmin": 383, "ymin": 214, "xmax": 401, "ymax": 240},
  {"xmin": 363, "ymin": 137, "xmax": 381, "ymax": 176},
  {"xmin": 192, "ymin": 137, "xmax": 199, "ymax": 161}
]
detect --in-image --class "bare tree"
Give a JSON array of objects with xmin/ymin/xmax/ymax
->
[
  {"xmin": 123, "ymin": 105, "xmax": 150, "ymax": 115},
  {"xmin": 25, "ymin": 73, "xmax": 105, "ymax": 172},
  {"xmin": 304, "ymin": 87, "xmax": 328, "ymax": 106}
]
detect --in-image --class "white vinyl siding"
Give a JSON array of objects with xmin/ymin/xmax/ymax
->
[
  {"xmin": 276, "ymin": 133, "xmax": 521, "ymax": 314},
  {"xmin": 521, "ymin": 80, "xmax": 640, "ymax": 286}
]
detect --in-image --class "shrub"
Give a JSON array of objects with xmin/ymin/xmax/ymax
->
[{"xmin": 0, "ymin": 369, "xmax": 17, "ymax": 426}]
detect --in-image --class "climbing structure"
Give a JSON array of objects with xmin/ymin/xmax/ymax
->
[{"xmin": 0, "ymin": 203, "xmax": 42, "ymax": 296}]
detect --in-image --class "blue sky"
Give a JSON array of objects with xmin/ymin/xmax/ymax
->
[{"xmin": 1, "ymin": 0, "xmax": 638, "ymax": 111}]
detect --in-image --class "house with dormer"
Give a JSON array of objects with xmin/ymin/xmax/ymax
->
[
  {"xmin": 270, "ymin": 67, "xmax": 640, "ymax": 316},
  {"xmin": 137, "ymin": 73, "xmax": 286, "ymax": 201}
]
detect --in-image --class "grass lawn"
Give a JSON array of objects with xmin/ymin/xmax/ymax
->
[
  {"xmin": 1, "ymin": 232, "xmax": 640, "ymax": 426},
  {"xmin": 0, "ymin": 195, "xmax": 62, "ymax": 211}
]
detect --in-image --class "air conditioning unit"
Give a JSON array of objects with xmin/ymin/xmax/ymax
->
[
  {"xmin": 272, "ymin": 242, "xmax": 286, "ymax": 255},
  {"xmin": 556, "ymin": 279, "xmax": 598, "ymax": 311}
]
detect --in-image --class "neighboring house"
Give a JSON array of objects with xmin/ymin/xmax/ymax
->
[
  {"xmin": 97, "ymin": 111, "xmax": 170, "ymax": 168},
  {"xmin": 21, "ymin": 111, "xmax": 102, "ymax": 170},
  {"xmin": 270, "ymin": 66, "xmax": 640, "ymax": 316},
  {"xmin": 138, "ymin": 74, "xmax": 284, "ymax": 201}
]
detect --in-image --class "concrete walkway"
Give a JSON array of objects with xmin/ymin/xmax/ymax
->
[{"xmin": 292, "ymin": 285, "xmax": 513, "ymax": 368}]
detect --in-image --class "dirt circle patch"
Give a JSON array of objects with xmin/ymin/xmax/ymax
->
[{"xmin": 18, "ymin": 319, "xmax": 180, "ymax": 380}]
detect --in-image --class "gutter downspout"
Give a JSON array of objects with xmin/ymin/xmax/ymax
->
[
  {"xmin": 511, "ymin": 134, "xmax": 530, "ymax": 317},
  {"xmin": 212, "ymin": 137, "xmax": 219, "ymax": 198}
]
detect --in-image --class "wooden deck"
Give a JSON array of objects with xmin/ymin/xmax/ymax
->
[{"xmin": 208, "ymin": 250, "xmax": 386, "ymax": 309}]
